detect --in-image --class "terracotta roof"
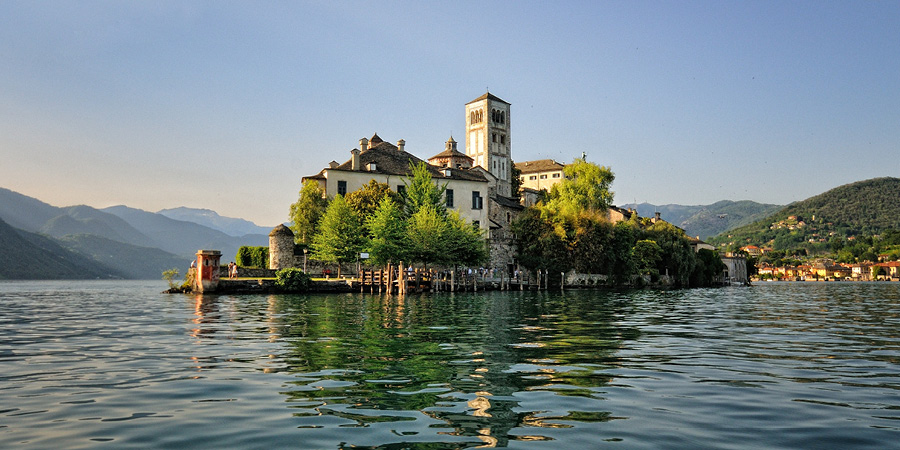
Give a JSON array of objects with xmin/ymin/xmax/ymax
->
[
  {"xmin": 515, "ymin": 159, "xmax": 565, "ymax": 174},
  {"xmin": 467, "ymin": 92, "xmax": 509, "ymax": 105},
  {"xmin": 329, "ymin": 139, "xmax": 487, "ymax": 182}
]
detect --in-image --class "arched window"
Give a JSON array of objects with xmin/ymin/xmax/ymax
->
[
  {"xmin": 470, "ymin": 111, "xmax": 475, "ymax": 124},
  {"xmin": 500, "ymin": 111, "xmax": 505, "ymax": 124}
]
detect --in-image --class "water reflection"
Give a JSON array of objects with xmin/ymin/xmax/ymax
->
[{"xmin": 262, "ymin": 292, "xmax": 631, "ymax": 447}]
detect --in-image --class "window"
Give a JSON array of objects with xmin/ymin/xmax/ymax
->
[
  {"xmin": 500, "ymin": 135, "xmax": 506, "ymax": 144},
  {"xmin": 491, "ymin": 133, "xmax": 497, "ymax": 143},
  {"xmin": 397, "ymin": 185, "xmax": 405, "ymax": 196},
  {"xmin": 529, "ymin": 175, "xmax": 537, "ymax": 180},
  {"xmin": 552, "ymin": 173, "xmax": 561, "ymax": 178},
  {"xmin": 472, "ymin": 191, "xmax": 483, "ymax": 210},
  {"xmin": 540, "ymin": 174, "xmax": 547, "ymax": 179},
  {"xmin": 445, "ymin": 189, "xmax": 454, "ymax": 208},
  {"xmin": 337, "ymin": 180, "xmax": 347, "ymax": 196}
]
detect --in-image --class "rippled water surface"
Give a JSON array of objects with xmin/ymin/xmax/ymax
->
[{"xmin": 2, "ymin": 281, "xmax": 899, "ymax": 449}]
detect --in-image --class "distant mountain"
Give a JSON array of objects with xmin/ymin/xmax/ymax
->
[
  {"xmin": 0, "ymin": 217, "xmax": 123, "ymax": 279},
  {"xmin": 103, "ymin": 205, "xmax": 268, "ymax": 260},
  {"xmin": 0, "ymin": 187, "xmax": 268, "ymax": 278},
  {"xmin": 622, "ymin": 200, "xmax": 782, "ymax": 240},
  {"xmin": 157, "ymin": 207, "xmax": 273, "ymax": 237},
  {"xmin": 708, "ymin": 177, "xmax": 900, "ymax": 250},
  {"xmin": 56, "ymin": 234, "xmax": 186, "ymax": 279}
]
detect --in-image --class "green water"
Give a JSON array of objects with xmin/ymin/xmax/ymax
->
[{"xmin": 1, "ymin": 281, "xmax": 899, "ymax": 448}]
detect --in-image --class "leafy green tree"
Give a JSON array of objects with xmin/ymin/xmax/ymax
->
[
  {"xmin": 510, "ymin": 163, "xmax": 522, "ymax": 200},
  {"xmin": 690, "ymin": 248, "xmax": 725, "ymax": 287},
  {"xmin": 608, "ymin": 221, "xmax": 638, "ymax": 283},
  {"xmin": 403, "ymin": 161, "xmax": 446, "ymax": 218},
  {"xmin": 405, "ymin": 203, "xmax": 448, "ymax": 268},
  {"xmin": 345, "ymin": 180, "xmax": 399, "ymax": 220},
  {"xmin": 365, "ymin": 197, "xmax": 407, "ymax": 266},
  {"xmin": 644, "ymin": 221, "xmax": 696, "ymax": 287},
  {"xmin": 633, "ymin": 239, "xmax": 662, "ymax": 276},
  {"xmin": 289, "ymin": 180, "xmax": 328, "ymax": 245},
  {"xmin": 311, "ymin": 195, "xmax": 367, "ymax": 276},
  {"xmin": 443, "ymin": 211, "xmax": 489, "ymax": 267},
  {"xmin": 572, "ymin": 213, "xmax": 614, "ymax": 274},
  {"xmin": 512, "ymin": 208, "xmax": 572, "ymax": 275},
  {"xmin": 544, "ymin": 159, "xmax": 615, "ymax": 217}
]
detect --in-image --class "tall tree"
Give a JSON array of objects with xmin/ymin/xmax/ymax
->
[
  {"xmin": 345, "ymin": 180, "xmax": 399, "ymax": 220},
  {"xmin": 365, "ymin": 197, "xmax": 407, "ymax": 267},
  {"xmin": 545, "ymin": 159, "xmax": 615, "ymax": 217},
  {"xmin": 404, "ymin": 161, "xmax": 446, "ymax": 218},
  {"xmin": 289, "ymin": 180, "xmax": 328, "ymax": 245},
  {"xmin": 443, "ymin": 211, "xmax": 489, "ymax": 267},
  {"xmin": 311, "ymin": 194, "xmax": 366, "ymax": 277},
  {"xmin": 405, "ymin": 204, "xmax": 449, "ymax": 268}
]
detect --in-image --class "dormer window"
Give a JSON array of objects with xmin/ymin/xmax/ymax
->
[
  {"xmin": 367, "ymin": 162, "xmax": 377, "ymax": 171},
  {"xmin": 443, "ymin": 168, "xmax": 452, "ymax": 177}
]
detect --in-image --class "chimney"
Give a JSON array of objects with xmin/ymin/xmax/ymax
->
[
  {"xmin": 359, "ymin": 138, "xmax": 368, "ymax": 152},
  {"xmin": 351, "ymin": 148, "xmax": 361, "ymax": 171},
  {"xmin": 328, "ymin": 160, "xmax": 339, "ymax": 168},
  {"xmin": 397, "ymin": 139, "xmax": 405, "ymax": 152}
]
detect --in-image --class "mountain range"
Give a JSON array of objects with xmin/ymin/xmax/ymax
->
[
  {"xmin": 706, "ymin": 177, "xmax": 900, "ymax": 251},
  {"xmin": 622, "ymin": 200, "xmax": 783, "ymax": 240},
  {"xmin": 0, "ymin": 187, "xmax": 270, "ymax": 279}
]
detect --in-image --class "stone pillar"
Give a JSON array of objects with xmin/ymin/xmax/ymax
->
[
  {"xmin": 194, "ymin": 250, "xmax": 222, "ymax": 293},
  {"xmin": 268, "ymin": 224, "xmax": 295, "ymax": 270}
]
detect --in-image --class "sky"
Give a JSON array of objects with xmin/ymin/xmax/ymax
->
[{"xmin": 1, "ymin": 1, "xmax": 898, "ymax": 227}]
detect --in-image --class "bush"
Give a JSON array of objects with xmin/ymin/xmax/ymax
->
[
  {"xmin": 236, "ymin": 246, "xmax": 269, "ymax": 268},
  {"xmin": 275, "ymin": 268, "xmax": 311, "ymax": 293}
]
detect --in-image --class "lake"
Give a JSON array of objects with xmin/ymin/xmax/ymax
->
[{"xmin": 1, "ymin": 281, "xmax": 899, "ymax": 449}]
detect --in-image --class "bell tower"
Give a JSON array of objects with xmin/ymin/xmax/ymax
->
[{"xmin": 465, "ymin": 92, "xmax": 511, "ymax": 197}]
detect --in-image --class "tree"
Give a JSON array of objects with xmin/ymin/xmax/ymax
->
[
  {"xmin": 404, "ymin": 161, "xmax": 446, "ymax": 218},
  {"xmin": 644, "ymin": 220, "xmax": 696, "ymax": 287},
  {"xmin": 633, "ymin": 239, "xmax": 662, "ymax": 276},
  {"xmin": 345, "ymin": 180, "xmax": 399, "ymax": 220},
  {"xmin": 544, "ymin": 159, "xmax": 615, "ymax": 217},
  {"xmin": 289, "ymin": 180, "xmax": 328, "ymax": 245},
  {"xmin": 405, "ymin": 204, "xmax": 449, "ymax": 268},
  {"xmin": 510, "ymin": 163, "xmax": 522, "ymax": 200},
  {"xmin": 311, "ymin": 194, "xmax": 367, "ymax": 277},
  {"xmin": 690, "ymin": 248, "xmax": 725, "ymax": 287},
  {"xmin": 443, "ymin": 211, "xmax": 489, "ymax": 267},
  {"xmin": 365, "ymin": 197, "xmax": 407, "ymax": 266}
]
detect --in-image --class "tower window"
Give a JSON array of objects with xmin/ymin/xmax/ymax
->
[
  {"xmin": 492, "ymin": 133, "xmax": 497, "ymax": 143},
  {"xmin": 500, "ymin": 135, "xmax": 506, "ymax": 144}
]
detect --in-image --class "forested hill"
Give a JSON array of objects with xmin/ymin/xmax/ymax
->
[{"xmin": 708, "ymin": 177, "xmax": 900, "ymax": 250}]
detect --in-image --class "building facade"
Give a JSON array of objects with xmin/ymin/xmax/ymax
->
[{"xmin": 516, "ymin": 159, "xmax": 566, "ymax": 191}]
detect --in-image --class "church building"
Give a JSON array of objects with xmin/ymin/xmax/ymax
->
[{"xmin": 302, "ymin": 92, "xmax": 523, "ymax": 271}]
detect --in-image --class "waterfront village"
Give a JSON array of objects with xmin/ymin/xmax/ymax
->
[
  {"xmin": 187, "ymin": 92, "xmax": 751, "ymax": 293},
  {"xmin": 742, "ymin": 243, "xmax": 900, "ymax": 282}
]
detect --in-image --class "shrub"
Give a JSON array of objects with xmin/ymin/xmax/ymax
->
[
  {"xmin": 275, "ymin": 268, "xmax": 311, "ymax": 293},
  {"xmin": 236, "ymin": 246, "xmax": 269, "ymax": 268}
]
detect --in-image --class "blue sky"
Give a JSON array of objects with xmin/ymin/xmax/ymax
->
[{"xmin": 1, "ymin": 1, "xmax": 898, "ymax": 226}]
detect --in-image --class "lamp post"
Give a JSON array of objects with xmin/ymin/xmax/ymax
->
[{"xmin": 303, "ymin": 248, "xmax": 308, "ymax": 273}]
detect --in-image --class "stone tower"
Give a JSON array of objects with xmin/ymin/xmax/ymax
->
[
  {"xmin": 268, "ymin": 224, "xmax": 295, "ymax": 270},
  {"xmin": 465, "ymin": 92, "xmax": 512, "ymax": 197}
]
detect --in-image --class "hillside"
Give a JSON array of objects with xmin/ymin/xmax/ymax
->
[
  {"xmin": 0, "ymin": 217, "xmax": 123, "ymax": 279},
  {"xmin": 57, "ymin": 234, "xmax": 186, "ymax": 279},
  {"xmin": 708, "ymin": 177, "xmax": 900, "ymax": 250},
  {"xmin": 622, "ymin": 200, "xmax": 782, "ymax": 239},
  {"xmin": 102, "ymin": 205, "xmax": 269, "ymax": 260},
  {"xmin": 157, "ymin": 207, "xmax": 272, "ymax": 236}
]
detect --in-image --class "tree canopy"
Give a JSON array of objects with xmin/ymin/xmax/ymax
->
[{"xmin": 289, "ymin": 180, "xmax": 328, "ymax": 245}]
